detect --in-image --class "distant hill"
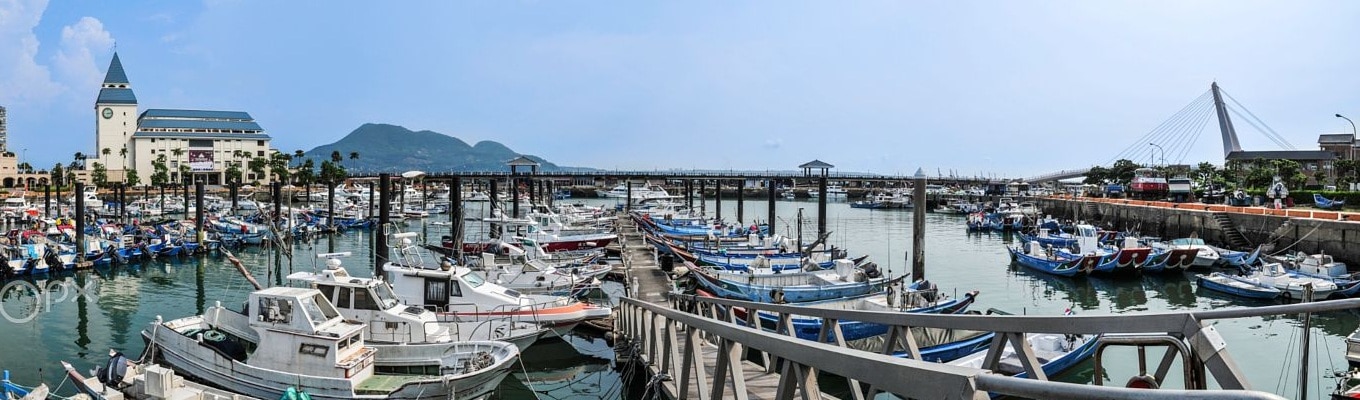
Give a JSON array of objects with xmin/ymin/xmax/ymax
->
[{"xmin": 301, "ymin": 123, "xmax": 584, "ymax": 173}]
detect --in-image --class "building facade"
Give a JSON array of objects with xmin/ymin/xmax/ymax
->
[{"xmin": 95, "ymin": 53, "xmax": 273, "ymax": 186}]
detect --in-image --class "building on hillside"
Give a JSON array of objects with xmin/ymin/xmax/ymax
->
[{"xmin": 95, "ymin": 53, "xmax": 274, "ymax": 186}]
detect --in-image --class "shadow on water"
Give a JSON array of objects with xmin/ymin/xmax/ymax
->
[{"xmin": 1009, "ymin": 264, "xmax": 1102, "ymax": 311}]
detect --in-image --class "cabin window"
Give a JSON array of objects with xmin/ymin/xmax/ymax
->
[
  {"xmin": 317, "ymin": 285, "xmax": 336, "ymax": 302},
  {"xmin": 301, "ymin": 294, "xmax": 340, "ymax": 325},
  {"xmin": 424, "ymin": 279, "xmax": 449, "ymax": 302},
  {"xmin": 462, "ymin": 272, "xmax": 486, "ymax": 288},
  {"xmin": 299, "ymin": 343, "xmax": 328, "ymax": 357},
  {"xmin": 374, "ymin": 283, "xmax": 400, "ymax": 309},
  {"xmin": 353, "ymin": 289, "xmax": 381, "ymax": 310},
  {"xmin": 336, "ymin": 287, "xmax": 352, "ymax": 309}
]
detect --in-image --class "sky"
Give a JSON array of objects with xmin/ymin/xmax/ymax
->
[{"xmin": 2, "ymin": 1, "xmax": 1359, "ymax": 178}]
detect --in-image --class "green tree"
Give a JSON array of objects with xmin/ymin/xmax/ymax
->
[
  {"xmin": 1083, "ymin": 166, "xmax": 1110, "ymax": 185},
  {"xmin": 124, "ymin": 169, "xmax": 141, "ymax": 187},
  {"xmin": 1194, "ymin": 162, "xmax": 1220, "ymax": 189},
  {"xmin": 151, "ymin": 154, "xmax": 170, "ymax": 188},
  {"xmin": 91, "ymin": 162, "xmax": 108, "ymax": 188},
  {"xmin": 1108, "ymin": 159, "xmax": 1141, "ymax": 185},
  {"xmin": 319, "ymin": 160, "xmax": 347, "ymax": 186},
  {"xmin": 178, "ymin": 164, "xmax": 191, "ymax": 184},
  {"xmin": 50, "ymin": 163, "xmax": 65, "ymax": 187},
  {"xmin": 268, "ymin": 151, "xmax": 293, "ymax": 183}
]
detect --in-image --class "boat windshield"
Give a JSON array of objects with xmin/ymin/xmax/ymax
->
[
  {"xmin": 1171, "ymin": 238, "xmax": 1205, "ymax": 246},
  {"xmin": 462, "ymin": 271, "xmax": 487, "ymax": 288},
  {"xmin": 373, "ymin": 282, "xmax": 401, "ymax": 310},
  {"xmin": 301, "ymin": 294, "xmax": 340, "ymax": 326}
]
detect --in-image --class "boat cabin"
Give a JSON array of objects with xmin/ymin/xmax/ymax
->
[
  {"xmin": 235, "ymin": 287, "xmax": 374, "ymax": 380},
  {"xmin": 288, "ymin": 256, "xmax": 455, "ymax": 344}
]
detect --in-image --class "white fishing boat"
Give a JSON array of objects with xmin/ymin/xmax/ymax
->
[
  {"xmin": 382, "ymin": 232, "xmax": 612, "ymax": 335},
  {"xmin": 288, "ymin": 252, "xmax": 546, "ymax": 351},
  {"xmin": 1151, "ymin": 237, "xmax": 1219, "ymax": 268},
  {"xmin": 1254, "ymin": 262, "xmax": 1339, "ymax": 300},
  {"xmin": 807, "ymin": 185, "xmax": 847, "ymax": 200},
  {"xmin": 595, "ymin": 183, "xmax": 672, "ymax": 200},
  {"xmin": 143, "ymin": 287, "xmax": 519, "ymax": 400},
  {"xmin": 62, "ymin": 350, "xmax": 261, "ymax": 400},
  {"xmin": 469, "ymin": 242, "xmax": 609, "ymax": 296}
]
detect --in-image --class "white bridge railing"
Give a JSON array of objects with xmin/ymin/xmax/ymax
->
[{"xmin": 616, "ymin": 294, "xmax": 1360, "ymax": 399}]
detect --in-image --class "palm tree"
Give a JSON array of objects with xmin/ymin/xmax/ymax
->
[{"xmin": 118, "ymin": 146, "xmax": 128, "ymax": 170}]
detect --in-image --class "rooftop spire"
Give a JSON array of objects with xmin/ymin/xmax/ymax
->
[{"xmin": 103, "ymin": 52, "xmax": 129, "ymax": 85}]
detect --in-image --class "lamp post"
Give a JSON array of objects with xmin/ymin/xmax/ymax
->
[
  {"xmin": 1339, "ymin": 114, "xmax": 1357, "ymax": 160},
  {"xmin": 1148, "ymin": 143, "xmax": 1165, "ymax": 167}
]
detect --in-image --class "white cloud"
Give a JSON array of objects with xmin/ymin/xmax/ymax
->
[
  {"xmin": 763, "ymin": 138, "xmax": 783, "ymax": 149},
  {"xmin": 53, "ymin": 16, "xmax": 114, "ymax": 94},
  {"xmin": 0, "ymin": 0, "xmax": 63, "ymax": 104}
]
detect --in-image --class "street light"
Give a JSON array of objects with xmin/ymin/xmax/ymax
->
[
  {"xmin": 1338, "ymin": 114, "xmax": 1357, "ymax": 160},
  {"xmin": 1148, "ymin": 143, "xmax": 1165, "ymax": 167}
]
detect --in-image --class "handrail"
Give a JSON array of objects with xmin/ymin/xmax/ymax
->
[
  {"xmin": 619, "ymin": 297, "xmax": 1286, "ymax": 399},
  {"xmin": 670, "ymin": 293, "xmax": 1360, "ymax": 334}
]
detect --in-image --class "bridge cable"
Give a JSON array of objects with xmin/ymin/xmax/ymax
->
[
  {"xmin": 1222, "ymin": 89, "xmax": 1297, "ymax": 149},
  {"xmin": 1173, "ymin": 101, "xmax": 1219, "ymax": 164},
  {"xmin": 1228, "ymin": 107, "xmax": 1291, "ymax": 149},
  {"xmin": 1106, "ymin": 91, "xmax": 1211, "ymax": 164},
  {"xmin": 1103, "ymin": 90, "xmax": 1211, "ymax": 163},
  {"xmin": 1162, "ymin": 99, "xmax": 1217, "ymax": 164},
  {"xmin": 1105, "ymin": 91, "xmax": 1213, "ymax": 165},
  {"xmin": 1153, "ymin": 96, "xmax": 1215, "ymax": 164},
  {"xmin": 1129, "ymin": 93, "xmax": 1213, "ymax": 164}
]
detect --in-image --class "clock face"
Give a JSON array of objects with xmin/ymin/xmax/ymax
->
[{"xmin": 102, "ymin": 108, "xmax": 113, "ymax": 119}]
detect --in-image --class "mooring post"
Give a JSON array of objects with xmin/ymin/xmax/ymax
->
[
  {"xmin": 182, "ymin": 181, "xmax": 190, "ymax": 221},
  {"xmin": 700, "ymin": 180, "xmax": 707, "ymax": 215},
  {"xmin": 715, "ymin": 179, "xmax": 723, "ymax": 223},
  {"xmin": 685, "ymin": 180, "xmax": 693, "ymax": 209},
  {"xmin": 736, "ymin": 179, "xmax": 744, "ymax": 226},
  {"xmin": 229, "ymin": 180, "xmax": 238, "ymax": 214},
  {"xmin": 375, "ymin": 173, "xmax": 391, "ymax": 276},
  {"xmin": 195, "ymin": 180, "xmax": 205, "ymax": 243},
  {"xmin": 817, "ymin": 177, "xmax": 828, "ymax": 241},
  {"xmin": 327, "ymin": 181, "xmax": 336, "ymax": 231},
  {"xmin": 367, "ymin": 182, "xmax": 375, "ymax": 218},
  {"xmin": 528, "ymin": 179, "xmax": 536, "ymax": 209},
  {"xmin": 512, "ymin": 176, "xmax": 520, "ymax": 218},
  {"xmin": 272, "ymin": 181, "xmax": 282, "ymax": 229},
  {"xmin": 913, "ymin": 169, "xmax": 927, "ymax": 279},
  {"xmin": 489, "ymin": 179, "xmax": 499, "ymax": 214},
  {"xmin": 44, "ymin": 184, "xmax": 51, "ymax": 218},
  {"xmin": 767, "ymin": 179, "xmax": 776, "ymax": 236},
  {"xmin": 118, "ymin": 184, "xmax": 126, "ymax": 223},
  {"xmin": 625, "ymin": 180, "xmax": 633, "ymax": 211},
  {"xmin": 451, "ymin": 176, "xmax": 463, "ymax": 259},
  {"xmin": 75, "ymin": 182, "xmax": 86, "ymax": 257}
]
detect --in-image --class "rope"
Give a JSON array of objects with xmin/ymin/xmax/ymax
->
[{"xmin": 1222, "ymin": 89, "xmax": 1297, "ymax": 149}]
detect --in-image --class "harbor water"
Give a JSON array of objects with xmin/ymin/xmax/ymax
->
[{"xmin": 0, "ymin": 197, "xmax": 1353, "ymax": 399}]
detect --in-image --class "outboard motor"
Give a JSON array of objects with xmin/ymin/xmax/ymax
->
[
  {"xmin": 861, "ymin": 262, "xmax": 882, "ymax": 279},
  {"xmin": 97, "ymin": 350, "xmax": 130, "ymax": 385}
]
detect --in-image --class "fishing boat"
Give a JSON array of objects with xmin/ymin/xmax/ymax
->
[
  {"xmin": 288, "ymin": 253, "xmax": 545, "ymax": 351},
  {"xmin": 709, "ymin": 281, "xmax": 979, "ymax": 342},
  {"xmin": 947, "ymin": 328, "xmax": 1099, "ymax": 380},
  {"xmin": 1214, "ymin": 245, "xmax": 1262, "ymax": 268},
  {"xmin": 595, "ymin": 183, "xmax": 672, "ymax": 200},
  {"xmin": 462, "ymin": 216, "xmax": 616, "ymax": 254},
  {"xmin": 1195, "ymin": 272, "xmax": 1282, "ymax": 299},
  {"xmin": 61, "ymin": 350, "xmax": 262, "ymax": 400},
  {"xmin": 1253, "ymin": 262, "xmax": 1339, "ymax": 300},
  {"xmin": 383, "ymin": 232, "xmax": 612, "ymax": 334},
  {"xmin": 1140, "ymin": 247, "xmax": 1199, "ymax": 273},
  {"xmin": 1007, "ymin": 241, "xmax": 1095, "ymax": 277},
  {"xmin": 689, "ymin": 260, "xmax": 901, "ymax": 303},
  {"xmin": 142, "ymin": 287, "xmax": 520, "ymax": 400},
  {"xmin": 1151, "ymin": 237, "xmax": 1220, "ymax": 268},
  {"xmin": 469, "ymin": 246, "xmax": 608, "ymax": 297}
]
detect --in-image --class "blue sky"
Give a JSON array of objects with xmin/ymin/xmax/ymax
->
[{"xmin": 2, "ymin": 1, "xmax": 1358, "ymax": 177}]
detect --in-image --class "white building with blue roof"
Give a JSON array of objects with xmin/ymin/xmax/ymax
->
[{"xmin": 96, "ymin": 53, "xmax": 273, "ymax": 185}]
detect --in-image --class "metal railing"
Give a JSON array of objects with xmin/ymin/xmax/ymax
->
[{"xmin": 615, "ymin": 294, "xmax": 1355, "ymax": 399}]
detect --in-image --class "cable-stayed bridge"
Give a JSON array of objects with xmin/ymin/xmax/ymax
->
[{"xmin": 1027, "ymin": 82, "xmax": 1323, "ymax": 183}]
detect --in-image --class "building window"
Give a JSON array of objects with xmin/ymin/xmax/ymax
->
[
  {"xmin": 257, "ymin": 150, "xmax": 264, "ymax": 157},
  {"xmin": 257, "ymin": 140, "xmax": 264, "ymax": 146}
]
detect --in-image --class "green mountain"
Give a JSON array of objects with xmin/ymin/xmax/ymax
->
[{"xmin": 302, "ymin": 123, "xmax": 578, "ymax": 173}]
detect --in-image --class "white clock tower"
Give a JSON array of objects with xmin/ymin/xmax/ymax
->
[{"xmin": 95, "ymin": 52, "xmax": 136, "ymax": 179}]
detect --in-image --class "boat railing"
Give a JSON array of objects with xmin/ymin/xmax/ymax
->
[{"xmin": 657, "ymin": 292, "xmax": 1360, "ymax": 396}]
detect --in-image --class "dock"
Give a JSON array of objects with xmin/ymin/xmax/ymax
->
[{"xmin": 614, "ymin": 212, "xmax": 836, "ymax": 400}]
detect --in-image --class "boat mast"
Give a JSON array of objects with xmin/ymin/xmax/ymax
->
[{"xmin": 1299, "ymin": 283, "xmax": 1313, "ymax": 400}]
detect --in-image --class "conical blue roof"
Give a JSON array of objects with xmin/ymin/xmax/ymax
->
[{"xmin": 103, "ymin": 53, "xmax": 129, "ymax": 84}]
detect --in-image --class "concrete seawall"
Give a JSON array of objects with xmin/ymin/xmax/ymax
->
[{"xmin": 1035, "ymin": 198, "xmax": 1360, "ymax": 266}]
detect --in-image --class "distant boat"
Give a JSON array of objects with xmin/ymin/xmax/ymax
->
[
  {"xmin": 690, "ymin": 260, "xmax": 902, "ymax": 303},
  {"xmin": 1196, "ymin": 272, "xmax": 1281, "ymax": 299}
]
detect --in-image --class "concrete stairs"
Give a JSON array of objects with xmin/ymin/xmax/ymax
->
[{"xmin": 1211, "ymin": 212, "xmax": 1252, "ymax": 250}]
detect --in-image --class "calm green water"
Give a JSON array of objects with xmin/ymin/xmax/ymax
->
[{"xmin": 0, "ymin": 197, "xmax": 1353, "ymax": 399}]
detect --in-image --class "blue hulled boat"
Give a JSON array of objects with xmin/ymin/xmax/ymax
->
[
  {"xmin": 1195, "ymin": 272, "xmax": 1282, "ymax": 299},
  {"xmin": 690, "ymin": 261, "xmax": 902, "ymax": 303},
  {"xmin": 1007, "ymin": 244, "xmax": 1093, "ymax": 277}
]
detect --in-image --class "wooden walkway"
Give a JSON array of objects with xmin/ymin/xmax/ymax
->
[{"xmin": 614, "ymin": 212, "xmax": 839, "ymax": 400}]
